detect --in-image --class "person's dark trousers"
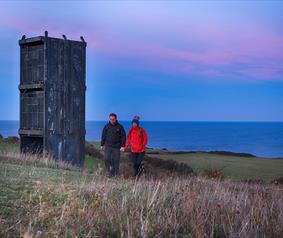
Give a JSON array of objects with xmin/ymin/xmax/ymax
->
[
  {"xmin": 131, "ymin": 152, "xmax": 145, "ymax": 177},
  {"xmin": 104, "ymin": 146, "xmax": 121, "ymax": 177}
]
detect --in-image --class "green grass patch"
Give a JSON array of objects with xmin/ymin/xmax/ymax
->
[
  {"xmin": 84, "ymin": 155, "xmax": 101, "ymax": 173},
  {"xmin": 149, "ymin": 152, "xmax": 283, "ymax": 182},
  {"xmin": 0, "ymin": 140, "xmax": 19, "ymax": 152}
]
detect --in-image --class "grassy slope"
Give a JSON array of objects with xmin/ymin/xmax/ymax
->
[
  {"xmin": 0, "ymin": 157, "xmax": 92, "ymax": 237},
  {"xmin": 1, "ymin": 155, "xmax": 283, "ymax": 237},
  {"xmin": 1, "ymin": 140, "xmax": 283, "ymax": 182},
  {"xmin": 90, "ymin": 141, "xmax": 283, "ymax": 182},
  {"xmin": 0, "ymin": 140, "xmax": 282, "ymax": 237},
  {"xmin": 151, "ymin": 153, "xmax": 283, "ymax": 182},
  {"xmin": 0, "ymin": 140, "xmax": 102, "ymax": 173}
]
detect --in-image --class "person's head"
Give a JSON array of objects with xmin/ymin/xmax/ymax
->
[
  {"xmin": 132, "ymin": 115, "xmax": 140, "ymax": 128},
  {"xmin": 109, "ymin": 113, "xmax": 117, "ymax": 125}
]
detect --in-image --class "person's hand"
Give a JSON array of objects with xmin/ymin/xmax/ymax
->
[
  {"xmin": 120, "ymin": 147, "xmax": 125, "ymax": 152},
  {"xmin": 100, "ymin": 146, "xmax": 104, "ymax": 151}
]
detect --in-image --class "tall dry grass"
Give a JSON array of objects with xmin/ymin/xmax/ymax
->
[
  {"xmin": 1, "ymin": 149, "xmax": 282, "ymax": 237},
  {"xmin": 20, "ymin": 175, "xmax": 283, "ymax": 237},
  {"xmin": 0, "ymin": 150, "xmax": 80, "ymax": 171}
]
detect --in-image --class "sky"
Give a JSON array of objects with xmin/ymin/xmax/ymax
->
[{"xmin": 0, "ymin": 0, "xmax": 282, "ymax": 121}]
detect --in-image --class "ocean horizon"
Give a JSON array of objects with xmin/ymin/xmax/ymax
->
[{"xmin": 0, "ymin": 120, "xmax": 283, "ymax": 158}]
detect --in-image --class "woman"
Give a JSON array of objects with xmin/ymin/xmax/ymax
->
[{"xmin": 122, "ymin": 115, "xmax": 148, "ymax": 177}]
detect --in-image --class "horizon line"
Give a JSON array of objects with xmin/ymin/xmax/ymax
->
[{"xmin": 1, "ymin": 120, "xmax": 283, "ymax": 123}]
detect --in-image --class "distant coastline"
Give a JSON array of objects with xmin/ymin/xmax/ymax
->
[
  {"xmin": 1, "ymin": 120, "xmax": 283, "ymax": 158},
  {"xmin": 145, "ymin": 146, "xmax": 283, "ymax": 159}
]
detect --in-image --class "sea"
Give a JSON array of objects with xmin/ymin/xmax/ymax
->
[{"xmin": 0, "ymin": 120, "xmax": 283, "ymax": 158}]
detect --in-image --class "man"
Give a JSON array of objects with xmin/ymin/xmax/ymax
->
[{"xmin": 101, "ymin": 113, "xmax": 126, "ymax": 177}]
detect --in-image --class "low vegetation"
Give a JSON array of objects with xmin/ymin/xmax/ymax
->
[{"xmin": 0, "ymin": 138, "xmax": 282, "ymax": 237}]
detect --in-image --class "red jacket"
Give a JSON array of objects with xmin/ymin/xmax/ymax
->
[{"xmin": 125, "ymin": 126, "xmax": 148, "ymax": 153}]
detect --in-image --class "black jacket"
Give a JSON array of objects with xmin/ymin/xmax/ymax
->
[{"xmin": 101, "ymin": 121, "xmax": 126, "ymax": 148}]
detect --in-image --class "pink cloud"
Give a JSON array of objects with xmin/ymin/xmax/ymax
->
[{"xmin": 1, "ymin": 10, "xmax": 282, "ymax": 81}]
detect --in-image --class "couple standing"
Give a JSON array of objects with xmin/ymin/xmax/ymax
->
[{"xmin": 100, "ymin": 113, "xmax": 148, "ymax": 178}]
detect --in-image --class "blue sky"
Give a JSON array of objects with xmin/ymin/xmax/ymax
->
[{"xmin": 0, "ymin": 1, "xmax": 283, "ymax": 121}]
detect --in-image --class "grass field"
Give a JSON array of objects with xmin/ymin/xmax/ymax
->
[
  {"xmin": 88, "ymin": 141, "xmax": 283, "ymax": 182},
  {"xmin": 0, "ymin": 150, "xmax": 282, "ymax": 237},
  {"xmin": 1, "ymin": 139, "xmax": 283, "ymax": 237},
  {"xmin": 1, "ymin": 139, "xmax": 282, "ymax": 182},
  {"xmin": 149, "ymin": 152, "xmax": 283, "ymax": 182}
]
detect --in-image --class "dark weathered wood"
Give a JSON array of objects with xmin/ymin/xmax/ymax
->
[
  {"xmin": 18, "ymin": 129, "xmax": 43, "ymax": 136},
  {"xmin": 18, "ymin": 33, "xmax": 86, "ymax": 166}
]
